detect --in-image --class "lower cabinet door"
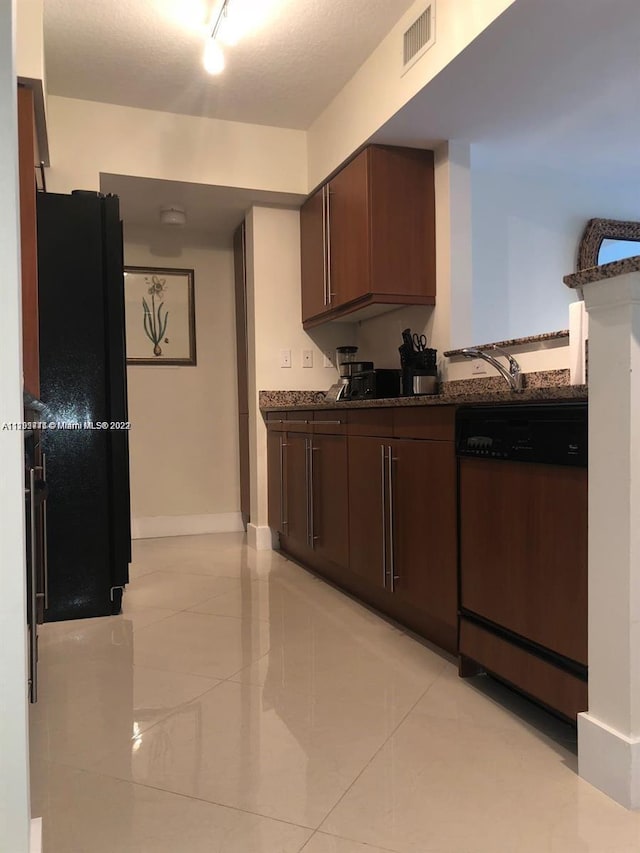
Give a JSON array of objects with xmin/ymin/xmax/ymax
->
[
  {"xmin": 390, "ymin": 438, "xmax": 458, "ymax": 640},
  {"xmin": 311, "ymin": 433, "xmax": 349, "ymax": 569},
  {"xmin": 285, "ymin": 432, "xmax": 310, "ymax": 550},
  {"xmin": 348, "ymin": 435, "xmax": 386, "ymax": 589},
  {"xmin": 267, "ymin": 430, "xmax": 284, "ymax": 534}
]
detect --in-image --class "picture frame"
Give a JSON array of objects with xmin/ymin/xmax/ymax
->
[{"xmin": 124, "ymin": 266, "xmax": 196, "ymax": 366}]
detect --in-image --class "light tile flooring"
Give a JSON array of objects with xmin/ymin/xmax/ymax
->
[{"xmin": 30, "ymin": 533, "xmax": 640, "ymax": 852}]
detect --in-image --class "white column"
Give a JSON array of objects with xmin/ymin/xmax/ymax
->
[
  {"xmin": 0, "ymin": 0, "xmax": 32, "ymax": 850},
  {"xmin": 578, "ymin": 271, "xmax": 640, "ymax": 808}
]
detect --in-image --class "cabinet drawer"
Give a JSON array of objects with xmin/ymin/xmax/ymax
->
[
  {"xmin": 285, "ymin": 412, "xmax": 313, "ymax": 433},
  {"xmin": 347, "ymin": 409, "xmax": 393, "ymax": 437},
  {"xmin": 393, "ymin": 406, "xmax": 455, "ymax": 441},
  {"xmin": 265, "ymin": 411, "xmax": 313, "ymax": 432},
  {"xmin": 265, "ymin": 411, "xmax": 287, "ymax": 432},
  {"xmin": 313, "ymin": 410, "xmax": 347, "ymax": 434}
]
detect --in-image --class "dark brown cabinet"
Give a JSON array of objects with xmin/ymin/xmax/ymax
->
[
  {"xmin": 300, "ymin": 188, "xmax": 326, "ymax": 322},
  {"xmin": 310, "ymin": 432, "xmax": 349, "ymax": 569},
  {"xmin": 300, "ymin": 145, "xmax": 436, "ymax": 329},
  {"xmin": 18, "ymin": 85, "xmax": 39, "ymax": 396},
  {"xmin": 390, "ymin": 439, "xmax": 457, "ymax": 652},
  {"xmin": 267, "ymin": 429, "xmax": 285, "ymax": 534},
  {"xmin": 348, "ymin": 432, "xmax": 457, "ymax": 653},
  {"xmin": 348, "ymin": 436, "xmax": 386, "ymax": 587},
  {"xmin": 325, "ymin": 150, "xmax": 370, "ymax": 310},
  {"xmin": 267, "ymin": 419, "xmax": 349, "ymax": 574},
  {"xmin": 267, "ymin": 407, "xmax": 458, "ymax": 654},
  {"xmin": 284, "ymin": 431, "xmax": 310, "ymax": 549}
]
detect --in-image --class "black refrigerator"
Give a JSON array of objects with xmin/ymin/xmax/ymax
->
[{"xmin": 37, "ymin": 190, "xmax": 131, "ymax": 621}]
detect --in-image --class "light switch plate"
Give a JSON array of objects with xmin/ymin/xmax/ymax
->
[
  {"xmin": 472, "ymin": 362, "xmax": 487, "ymax": 375},
  {"xmin": 280, "ymin": 349, "xmax": 291, "ymax": 368},
  {"xmin": 323, "ymin": 351, "xmax": 333, "ymax": 368},
  {"xmin": 302, "ymin": 350, "xmax": 313, "ymax": 368}
]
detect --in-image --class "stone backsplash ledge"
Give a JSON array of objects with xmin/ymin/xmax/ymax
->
[{"xmin": 260, "ymin": 368, "xmax": 587, "ymax": 410}]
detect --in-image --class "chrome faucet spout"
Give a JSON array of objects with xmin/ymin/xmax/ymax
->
[{"xmin": 461, "ymin": 345, "xmax": 523, "ymax": 392}]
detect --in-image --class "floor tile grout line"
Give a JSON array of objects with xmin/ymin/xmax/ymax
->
[
  {"xmin": 37, "ymin": 757, "xmax": 317, "ymax": 836},
  {"xmin": 312, "ymin": 660, "xmax": 449, "ymax": 835},
  {"xmin": 97, "ymin": 677, "xmax": 231, "ymax": 745},
  {"xmin": 36, "ymin": 664, "xmax": 435, "ymax": 845},
  {"xmin": 41, "ymin": 756, "xmax": 320, "ymax": 834},
  {"xmin": 300, "ymin": 828, "xmax": 403, "ymax": 853}
]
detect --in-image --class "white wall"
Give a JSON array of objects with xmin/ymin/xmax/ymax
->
[
  {"xmin": 46, "ymin": 95, "xmax": 308, "ymax": 197},
  {"xmin": 248, "ymin": 207, "xmax": 355, "ymax": 395},
  {"xmin": 471, "ymin": 164, "xmax": 640, "ymax": 343},
  {"xmin": 124, "ymin": 226, "xmax": 241, "ymax": 539},
  {"xmin": 16, "ymin": 0, "xmax": 44, "ymax": 82},
  {"xmin": 307, "ymin": 0, "xmax": 516, "ymax": 188},
  {"xmin": 245, "ymin": 205, "xmax": 356, "ymax": 545},
  {"xmin": 0, "ymin": 1, "xmax": 31, "ymax": 848}
]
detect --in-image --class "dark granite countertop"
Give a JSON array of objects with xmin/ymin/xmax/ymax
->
[
  {"xmin": 564, "ymin": 256, "xmax": 640, "ymax": 289},
  {"xmin": 260, "ymin": 370, "xmax": 587, "ymax": 412},
  {"xmin": 444, "ymin": 329, "xmax": 568, "ymax": 358}
]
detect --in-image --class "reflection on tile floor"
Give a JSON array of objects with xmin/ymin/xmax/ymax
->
[{"xmin": 31, "ymin": 533, "xmax": 640, "ymax": 852}]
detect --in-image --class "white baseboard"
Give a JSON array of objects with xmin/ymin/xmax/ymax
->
[
  {"xmin": 247, "ymin": 523, "xmax": 277, "ymax": 551},
  {"xmin": 132, "ymin": 513, "xmax": 244, "ymax": 540},
  {"xmin": 30, "ymin": 817, "xmax": 42, "ymax": 853},
  {"xmin": 578, "ymin": 712, "xmax": 640, "ymax": 809}
]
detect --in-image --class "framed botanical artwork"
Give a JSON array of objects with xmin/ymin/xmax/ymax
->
[{"xmin": 124, "ymin": 266, "xmax": 196, "ymax": 366}]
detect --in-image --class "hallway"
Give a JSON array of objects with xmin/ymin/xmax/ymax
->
[{"xmin": 30, "ymin": 533, "xmax": 640, "ymax": 852}]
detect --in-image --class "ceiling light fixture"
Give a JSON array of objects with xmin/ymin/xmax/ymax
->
[
  {"xmin": 159, "ymin": 206, "xmax": 187, "ymax": 227},
  {"xmin": 203, "ymin": 0, "xmax": 233, "ymax": 75}
]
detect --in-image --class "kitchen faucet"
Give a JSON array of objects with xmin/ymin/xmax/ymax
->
[{"xmin": 461, "ymin": 345, "xmax": 523, "ymax": 392}]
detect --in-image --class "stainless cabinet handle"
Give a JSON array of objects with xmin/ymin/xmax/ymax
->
[
  {"xmin": 279, "ymin": 437, "xmax": 288, "ymax": 532},
  {"xmin": 309, "ymin": 442, "xmax": 317, "ymax": 549},
  {"xmin": 313, "ymin": 420, "xmax": 343, "ymax": 425},
  {"xmin": 29, "ymin": 468, "xmax": 38, "ymax": 703},
  {"xmin": 322, "ymin": 186, "xmax": 328, "ymax": 306},
  {"xmin": 287, "ymin": 419, "xmax": 310, "ymax": 425},
  {"xmin": 381, "ymin": 445, "xmax": 387, "ymax": 589},
  {"xmin": 305, "ymin": 438, "xmax": 310, "ymax": 547},
  {"xmin": 326, "ymin": 187, "xmax": 333, "ymax": 303},
  {"xmin": 388, "ymin": 448, "xmax": 398, "ymax": 593}
]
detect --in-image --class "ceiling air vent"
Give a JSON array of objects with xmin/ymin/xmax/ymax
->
[{"xmin": 402, "ymin": 4, "xmax": 435, "ymax": 75}]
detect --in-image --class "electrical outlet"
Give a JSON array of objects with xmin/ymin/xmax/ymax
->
[
  {"xmin": 323, "ymin": 350, "xmax": 334, "ymax": 368},
  {"xmin": 472, "ymin": 362, "xmax": 487, "ymax": 375},
  {"xmin": 302, "ymin": 349, "xmax": 313, "ymax": 368},
  {"xmin": 280, "ymin": 349, "xmax": 291, "ymax": 368}
]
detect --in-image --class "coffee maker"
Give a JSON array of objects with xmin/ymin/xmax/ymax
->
[{"xmin": 325, "ymin": 346, "xmax": 373, "ymax": 402}]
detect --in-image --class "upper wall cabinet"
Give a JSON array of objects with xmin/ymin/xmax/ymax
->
[{"xmin": 300, "ymin": 145, "xmax": 436, "ymax": 329}]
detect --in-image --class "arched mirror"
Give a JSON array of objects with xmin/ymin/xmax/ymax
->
[{"xmin": 577, "ymin": 219, "xmax": 640, "ymax": 270}]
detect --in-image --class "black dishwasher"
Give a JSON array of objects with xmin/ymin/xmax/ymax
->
[{"xmin": 456, "ymin": 403, "xmax": 588, "ymax": 720}]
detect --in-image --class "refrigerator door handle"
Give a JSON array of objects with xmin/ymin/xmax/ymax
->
[{"xmin": 28, "ymin": 468, "xmax": 38, "ymax": 703}]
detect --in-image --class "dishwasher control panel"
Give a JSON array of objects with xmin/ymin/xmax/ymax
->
[{"xmin": 456, "ymin": 403, "xmax": 587, "ymax": 467}]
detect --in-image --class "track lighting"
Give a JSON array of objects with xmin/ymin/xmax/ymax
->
[
  {"xmin": 203, "ymin": 0, "xmax": 232, "ymax": 75},
  {"xmin": 203, "ymin": 38, "xmax": 225, "ymax": 74}
]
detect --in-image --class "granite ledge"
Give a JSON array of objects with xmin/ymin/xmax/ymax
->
[
  {"xmin": 444, "ymin": 329, "xmax": 568, "ymax": 358},
  {"xmin": 260, "ymin": 371, "xmax": 587, "ymax": 412},
  {"xmin": 564, "ymin": 255, "xmax": 640, "ymax": 289}
]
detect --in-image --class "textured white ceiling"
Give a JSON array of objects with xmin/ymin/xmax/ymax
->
[
  {"xmin": 100, "ymin": 173, "xmax": 305, "ymax": 245},
  {"xmin": 44, "ymin": 0, "xmax": 416, "ymax": 129},
  {"xmin": 373, "ymin": 0, "xmax": 640, "ymax": 182}
]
